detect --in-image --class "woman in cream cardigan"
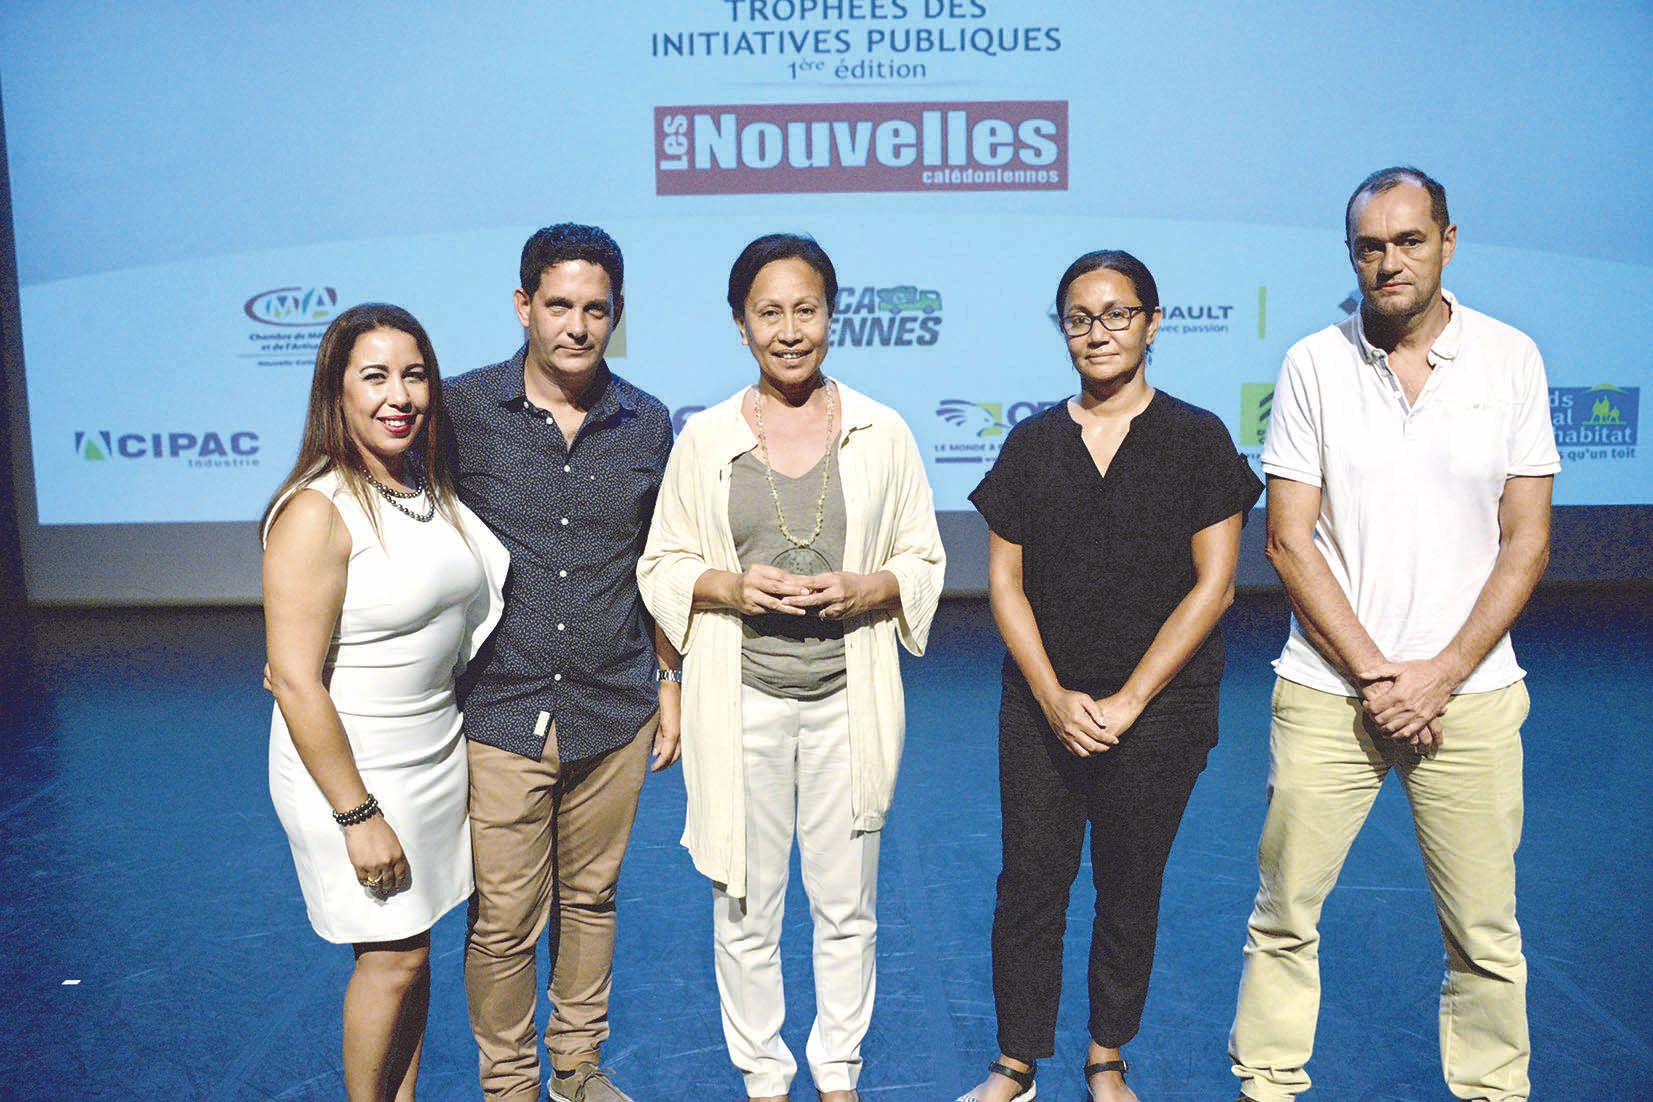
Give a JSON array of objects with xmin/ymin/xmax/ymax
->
[{"xmin": 637, "ymin": 233, "xmax": 944, "ymax": 1102}]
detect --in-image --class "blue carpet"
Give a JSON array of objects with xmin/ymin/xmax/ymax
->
[{"xmin": 1, "ymin": 589, "xmax": 1648, "ymax": 1100}]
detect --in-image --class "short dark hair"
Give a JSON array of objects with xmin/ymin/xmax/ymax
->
[
  {"xmin": 1344, "ymin": 166, "xmax": 1450, "ymax": 239},
  {"xmin": 727, "ymin": 233, "xmax": 839, "ymax": 318},
  {"xmin": 1055, "ymin": 249, "xmax": 1160, "ymax": 317},
  {"xmin": 520, "ymin": 223, "xmax": 624, "ymax": 299}
]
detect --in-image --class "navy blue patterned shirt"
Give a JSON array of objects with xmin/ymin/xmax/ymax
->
[{"xmin": 446, "ymin": 348, "xmax": 673, "ymax": 762}]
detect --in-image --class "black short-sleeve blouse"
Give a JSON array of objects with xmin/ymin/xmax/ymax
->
[{"xmin": 969, "ymin": 390, "xmax": 1263, "ymax": 698}]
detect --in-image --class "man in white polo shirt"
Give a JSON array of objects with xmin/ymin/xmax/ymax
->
[{"xmin": 1228, "ymin": 166, "xmax": 1559, "ymax": 1102}]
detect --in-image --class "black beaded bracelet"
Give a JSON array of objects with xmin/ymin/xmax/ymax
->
[{"xmin": 333, "ymin": 794, "xmax": 381, "ymax": 827}]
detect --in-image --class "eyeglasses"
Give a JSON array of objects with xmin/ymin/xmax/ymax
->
[{"xmin": 1059, "ymin": 305, "xmax": 1148, "ymax": 337}]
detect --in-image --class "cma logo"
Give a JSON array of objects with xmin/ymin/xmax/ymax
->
[
  {"xmin": 75, "ymin": 430, "xmax": 260, "ymax": 461},
  {"xmin": 935, "ymin": 399, "xmax": 1058, "ymax": 438},
  {"xmin": 245, "ymin": 286, "xmax": 339, "ymax": 327}
]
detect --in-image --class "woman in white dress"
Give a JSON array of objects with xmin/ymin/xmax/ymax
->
[{"xmin": 263, "ymin": 303, "xmax": 507, "ymax": 1102}]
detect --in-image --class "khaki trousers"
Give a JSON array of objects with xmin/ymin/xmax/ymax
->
[
  {"xmin": 1230, "ymin": 678, "xmax": 1530, "ymax": 1101},
  {"xmin": 464, "ymin": 716, "xmax": 653, "ymax": 1102}
]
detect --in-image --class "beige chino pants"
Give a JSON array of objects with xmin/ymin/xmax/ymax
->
[
  {"xmin": 1230, "ymin": 678, "xmax": 1530, "ymax": 1101},
  {"xmin": 464, "ymin": 716, "xmax": 654, "ymax": 1102}
]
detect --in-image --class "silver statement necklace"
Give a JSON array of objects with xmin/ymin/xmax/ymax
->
[
  {"xmin": 752, "ymin": 379, "xmax": 837, "ymax": 576},
  {"xmin": 363, "ymin": 469, "xmax": 435, "ymax": 523}
]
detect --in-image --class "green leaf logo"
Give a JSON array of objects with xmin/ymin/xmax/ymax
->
[{"xmin": 1240, "ymin": 384, "xmax": 1274, "ymax": 446}]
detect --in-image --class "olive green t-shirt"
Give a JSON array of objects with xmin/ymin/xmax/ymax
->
[{"xmin": 728, "ymin": 448, "xmax": 848, "ymax": 700}]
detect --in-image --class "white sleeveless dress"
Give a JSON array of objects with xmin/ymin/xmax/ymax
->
[{"xmin": 266, "ymin": 469, "xmax": 509, "ymax": 943}]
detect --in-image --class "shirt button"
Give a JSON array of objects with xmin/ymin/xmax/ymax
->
[
  {"xmin": 563, "ymin": 464, "xmax": 571, "ymax": 473},
  {"xmin": 557, "ymin": 623, "xmax": 566, "ymax": 631},
  {"xmin": 560, "ymin": 517, "xmax": 569, "ymax": 526},
  {"xmin": 558, "ymin": 569, "xmax": 568, "ymax": 578},
  {"xmin": 553, "ymin": 673, "xmax": 563, "ymax": 682},
  {"xmin": 545, "ymin": 416, "xmax": 554, "ymax": 425}
]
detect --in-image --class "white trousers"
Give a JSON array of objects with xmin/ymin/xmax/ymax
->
[{"xmin": 714, "ymin": 684, "xmax": 880, "ymax": 1096}]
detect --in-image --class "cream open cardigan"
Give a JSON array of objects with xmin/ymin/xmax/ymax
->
[{"xmin": 637, "ymin": 381, "xmax": 945, "ymax": 898}]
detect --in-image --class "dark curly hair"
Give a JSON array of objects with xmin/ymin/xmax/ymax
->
[{"xmin": 520, "ymin": 223, "xmax": 625, "ymax": 300}]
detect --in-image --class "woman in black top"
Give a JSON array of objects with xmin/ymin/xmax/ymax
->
[{"xmin": 957, "ymin": 250, "xmax": 1263, "ymax": 1102}]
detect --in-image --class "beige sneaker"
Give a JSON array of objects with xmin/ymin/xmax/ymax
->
[{"xmin": 548, "ymin": 1062, "xmax": 634, "ymax": 1102}]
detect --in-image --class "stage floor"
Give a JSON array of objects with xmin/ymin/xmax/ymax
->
[{"xmin": 2, "ymin": 590, "xmax": 1649, "ymax": 1100}]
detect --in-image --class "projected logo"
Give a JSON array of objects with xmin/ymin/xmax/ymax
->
[
  {"xmin": 931, "ymin": 398, "xmax": 1058, "ymax": 464},
  {"xmin": 832, "ymin": 284, "xmax": 943, "ymax": 348},
  {"xmin": 1046, "ymin": 300, "xmax": 1244, "ymax": 337},
  {"xmin": 1239, "ymin": 383, "xmax": 1274, "ymax": 446},
  {"xmin": 1157, "ymin": 303, "xmax": 1237, "ymax": 335},
  {"xmin": 1550, "ymin": 384, "xmax": 1638, "ymax": 458},
  {"xmin": 655, "ymin": 101, "xmax": 1066, "ymax": 194},
  {"xmin": 670, "ymin": 405, "xmax": 707, "ymax": 436},
  {"xmin": 74, "ymin": 429, "xmax": 261, "ymax": 469},
  {"xmin": 245, "ymin": 286, "xmax": 340, "ymax": 327}
]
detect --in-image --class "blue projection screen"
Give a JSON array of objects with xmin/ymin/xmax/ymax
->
[{"xmin": 3, "ymin": 2, "xmax": 1650, "ymax": 600}]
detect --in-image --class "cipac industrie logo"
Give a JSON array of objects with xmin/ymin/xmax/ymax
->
[
  {"xmin": 244, "ymin": 286, "xmax": 339, "ymax": 328},
  {"xmin": 656, "ymin": 101, "xmax": 1066, "ymax": 195},
  {"xmin": 1550, "ymin": 384, "xmax": 1639, "ymax": 456},
  {"xmin": 74, "ymin": 429, "xmax": 261, "ymax": 469}
]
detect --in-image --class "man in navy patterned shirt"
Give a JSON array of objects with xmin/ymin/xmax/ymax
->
[{"xmin": 445, "ymin": 224, "xmax": 680, "ymax": 1102}]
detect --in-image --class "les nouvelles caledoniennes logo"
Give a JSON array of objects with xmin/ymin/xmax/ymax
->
[{"xmin": 657, "ymin": 101, "xmax": 1067, "ymax": 195}]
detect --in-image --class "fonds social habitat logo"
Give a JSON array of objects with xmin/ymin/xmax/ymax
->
[
  {"xmin": 656, "ymin": 101, "xmax": 1066, "ymax": 195},
  {"xmin": 1550, "ymin": 384, "xmax": 1638, "ymax": 450},
  {"xmin": 75, "ymin": 429, "xmax": 261, "ymax": 469},
  {"xmin": 245, "ymin": 286, "xmax": 339, "ymax": 327}
]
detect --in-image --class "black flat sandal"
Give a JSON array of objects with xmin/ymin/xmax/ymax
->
[
  {"xmin": 955, "ymin": 1060, "xmax": 1037, "ymax": 1102},
  {"xmin": 1082, "ymin": 1058, "xmax": 1129, "ymax": 1097}
]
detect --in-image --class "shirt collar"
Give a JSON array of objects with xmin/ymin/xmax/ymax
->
[
  {"xmin": 1354, "ymin": 289, "xmax": 1462, "ymax": 366},
  {"xmin": 496, "ymin": 344, "xmax": 634, "ymax": 417}
]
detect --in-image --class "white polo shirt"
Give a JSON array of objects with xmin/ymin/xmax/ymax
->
[{"xmin": 1262, "ymin": 291, "xmax": 1561, "ymax": 697}]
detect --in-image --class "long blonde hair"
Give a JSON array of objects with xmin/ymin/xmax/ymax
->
[{"xmin": 261, "ymin": 303, "xmax": 463, "ymax": 541}]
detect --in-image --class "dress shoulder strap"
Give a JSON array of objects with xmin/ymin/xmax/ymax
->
[{"xmin": 261, "ymin": 468, "xmax": 362, "ymax": 548}]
